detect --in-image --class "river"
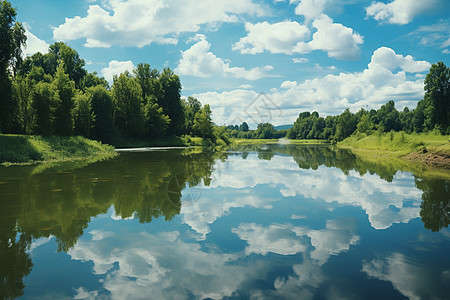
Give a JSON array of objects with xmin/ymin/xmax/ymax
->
[{"xmin": 0, "ymin": 144, "xmax": 449, "ymax": 299}]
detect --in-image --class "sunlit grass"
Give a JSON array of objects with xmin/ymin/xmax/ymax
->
[
  {"xmin": 0, "ymin": 134, "xmax": 118, "ymax": 165},
  {"xmin": 338, "ymin": 131, "xmax": 450, "ymax": 157}
]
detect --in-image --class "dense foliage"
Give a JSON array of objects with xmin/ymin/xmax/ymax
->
[
  {"xmin": 0, "ymin": 1, "xmax": 215, "ymax": 145},
  {"xmin": 287, "ymin": 62, "xmax": 449, "ymax": 142}
]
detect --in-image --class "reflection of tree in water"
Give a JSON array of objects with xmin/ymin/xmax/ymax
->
[
  {"xmin": 0, "ymin": 183, "xmax": 32, "ymax": 299},
  {"xmin": 232, "ymin": 144, "xmax": 450, "ymax": 232},
  {"xmin": 416, "ymin": 178, "xmax": 449, "ymax": 232}
]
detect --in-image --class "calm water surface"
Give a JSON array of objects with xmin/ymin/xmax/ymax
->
[{"xmin": 0, "ymin": 144, "xmax": 449, "ymax": 299}]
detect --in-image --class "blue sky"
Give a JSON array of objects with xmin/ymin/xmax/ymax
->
[{"xmin": 13, "ymin": 0, "xmax": 450, "ymax": 127}]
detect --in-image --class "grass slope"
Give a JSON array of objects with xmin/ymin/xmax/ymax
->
[
  {"xmin": 338, "ymin": 131, "xmax": 450, "ymax": 175},
  {"xmin": 0, "ymin": 134, "xmax": 118, "ymax": 165}
]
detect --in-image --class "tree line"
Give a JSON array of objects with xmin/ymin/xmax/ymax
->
[
  {"xmin": 0, "ymin": 1, "xmax": 215, "ymax": 144},
  {"xmin": 288, "ymin": 62, "xmax": 448, "ymax": 142},
  {"xmin": 225, "ymin": 61, "xmax": 449, "ymax": 141}
]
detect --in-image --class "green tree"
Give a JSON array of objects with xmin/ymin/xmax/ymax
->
[
  {"xmin": 335, "ymin": 108, "xmax": 356, "ymax": 141},
  {"xmin": 239, "ymin": 122, "xmax": 249, "ymax": 132},
  {"xmin": 144, "ymin": 102, "xmax": 170, "ymax": 138},
  {"xmin": 0, "ymin": 1, "xmax": 26, "ymax": 133},
  {"xmin": 88, "ymin": 85, "xmax": 114, "ymax": 143},
  {"xmin": 158, "ymin": 68, "xmax": 184, "ymax": 135},
  {"xmin": 112, "ymin": 72, "xmax": 144, "ymax": 136},
  {"xmin": 31, "ymin": 81, "xmax": 56, "ymax": 135},
  {"xmin": 53, "ymin": 63, "xmax": 75, "ymax": 136},
  {"xmin": 193, "ymin": 104, "xmax": 215, "ymax": 141},
  {"xmin": 424, "ymin": 62, "xmax": 449, "ymax": 133},
  {"xmin": 48, "ymin": 42, "xmax": 87, "ymax": 88},
  {"xmin": 376, "ymin": 100, "xmax": 401, "ymax": 132},
  {"xmin": 184, "ymin": 96, "xmax": 202, "ymax": 135},
  {"xmin": 255, "ymin": 122, "xmax": 275, "ymax": 139},
  {"xmin": 74, "ymin": 91, "xmax": 94, "ymax": 137},
  {"xmin": 356, "ymin": 113, "xmax": 374, "ymax": 134},
  {"xmin": 12, "ymin": 75, "xmax": 33, "ymax": 133}
]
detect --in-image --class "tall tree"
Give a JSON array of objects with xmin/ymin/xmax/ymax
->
[
  {"xmin": 0, "ymin": 1, "xmax": 26, "ymax": 133},
  {"xmin": 74, "ymin": 91, "xmax": 94, "ymax": 137},
  {"xmin": 112, "ymin": 72, "xmax": 144, "ymax": 136},
  {"xmin": 31, "ymin": 81, "xmax": 56, "ymax": 135},
  {"xmin": 53, "ymin": 63, "xmax": 75, "ymax": 136},
  {"xmin": 88, "ymin": 85, "xmax": 114, "ymax": 143},
  {"xmin": 12, "ymin": 75, "xmax": 33, "ymax": 133},
  {"xmin": 335, "ymin": 108, "xmax": 356, "ymax": 141},
  {"xmin": 424, "ymin": 62, "xmax": 449, "ymax": 133},
  {"xmin": 158, "ymin": 68, "xmax": 184, "ymax": 135}
]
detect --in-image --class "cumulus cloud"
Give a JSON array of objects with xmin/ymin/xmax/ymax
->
[
  {"xmin": 22, "ymin": 23, "xmax": 49, "ymax": 56},
  {"xmin": 195, "ymin": 47, "xmax": 429, "ymax": 127},
  {"xmin": 175, "ymin": 39, "xmax": 274, "ymax": 80},
  {"xmin": 294, "ymin": 0, "xmax": 329, "ymax": 21},
  {"xmin": 101, "ymin": 60, "xmax": 135, "ymax": 83},
  {"xmin": 233, "ymin": 15, "xmax": 363, "ymax": 60},
  {"xmin": 362, "ymin": 253, "xmax": 450, "ymax": 299},
  {"xmin": 198, "ymin": 153, "xmax": 423, "ymax": 230},
  {"xmin": 232, "ymin": 21, "xmax": 310, "ymax": 55},
  {"xmin": 53, "ymin": 0, "xmax": 267, "ymax": 47},
  {"xmin": 366, "ymin": 0, "xmax": 439, "ymax": 25}
]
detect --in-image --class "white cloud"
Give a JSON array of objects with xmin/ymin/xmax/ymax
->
[
  {"xmin": 232, "ymin": 21, "xmax": 310, "ymax": 55},
  {"xmin": 101, "ymin": 60, "xmax": 135, "ymax": 83},
  {"xmin": 198, "ymin": 155, "xmax": 423, "ymax": 230},
  {"xmin": 362, "ymin": 253, "xmax": 450, "ymax": 299},
  {"xmin": 175, "ymin": 39, "xmax": 274, "ymax": 80},
  {"xmin": 369, "ymin": 46, "xmax": 431, "ymax": 73},
  {"xmin": 68, "ymin": 230, "xmax": 253, "ymax": 299},
  {"xmin": 233, "ymin": 15, "xmax": 363, "ymax": 60},
  {"xmin": 305, "ymin": 14, "xmax": 364, "ymax": 60},
  {"xmin": 293, "ymin": 57, "xmax": 309, "ymax": 63},
  {"xmin": 53, "ymin": 0, "xmax": 267, "ymax": 47},
  {"xmin": 22, "ymin": 23, "xmax": 49, "ymax": 56},
  {"xmin": 366, "ymin": 0, "xmax": 439, "ymax": 25},
  {"xmin": 294, "ymin": 0, "xmax": 329, "ymax": 21},
  {"xmin": 232, "ymin": 223, "xmax": 307, "ymax": 255},
  {"xmin": 195, "ymin": 47, "xmax": 429, "ymax": 126}
]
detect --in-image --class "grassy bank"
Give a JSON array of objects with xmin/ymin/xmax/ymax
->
[
  {"xmin": 338, "ymin": 131, "xmax": 450, "ymax": 173},
  {"xmin": 231, "ymin": 138, "xmax": 330, "ymax": 145},
  {"xmin": 0, "ymin": 134, "xmax": 118, "ymax": 166}
]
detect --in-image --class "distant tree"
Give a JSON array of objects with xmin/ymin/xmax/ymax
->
[
  {"xmin": 81, "ymin": 72, "xmax": 108, "ymax": 90},
  {"xmin": 376, "ymin": 100, "xmax": 401, "ymax": 132},
  {"xmin": 335, "ymin": 108, "xmax": 356, "ymax": 141},
  {"xmin": 88, "ymin": 85, "xmax": 114, "ymax": 143},
  {"xmin": 31, "ymin": 81, "xmax": 56, "ymax": 135},
  {"xmin": 356, "ymin": 113, "xmax": 374, "ymax": 134},
  {"xmin": 53, "ymin": 63, "xmax": 75, "ymax": 135},
  {"xmin": 424, "ymin": 62, "xmax": 449, "ymax": 133},
  {"xmin": 143, "ymin": 102, "xmax": 170, "ymax": 138},
  {"xmin": 256, "ymin": 122, "xmax": 275, "ymax": 139},
  {"xmin": 239, "ymin": 122, "xmax": 249, "ymax": 132},
  {"xmin": 74, "ymin": 91, "xmax": 94, "ymax": 137},
  {"xmin": 12, "ymin": 75, "xmax": 33, "ymax": 133},
  {"xmin": 193, "ymin": 104, "xmax": 215, "ymax": 141},
  {"xmin": 112, "ymin": 72, "xmax": 144, "ymax": 136},
  {"xmin": 184, "ymin": 96, "xmax": 202, "ymax": 135},
  {"xmin": 48, "ymin": 42, "xmax": 87, "ymax": 88},
  {"xmin": 158, "ymin": 68, "xmax": 184, "ymax": 135}
]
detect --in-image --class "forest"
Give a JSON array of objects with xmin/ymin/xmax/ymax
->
[{"xmin": 0, "ymin": 1, "xmax": 217, "ymax": 145}]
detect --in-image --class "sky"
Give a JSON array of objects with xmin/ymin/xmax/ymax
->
[{"xmin": 13, "ymin": 0, "xmax": 450, "ymax": 128}]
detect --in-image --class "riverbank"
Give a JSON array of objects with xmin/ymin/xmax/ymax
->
[
  {"xmin": 230, "ymin": 138, "xmax": 330, "ymax": 145},
  {"xmin": 0, "ymin": 134, "xmax": 118, "ymax": 166},
  {"xmin": 338, "ymin": 131, "xmax": 450, "ymax": 170}
]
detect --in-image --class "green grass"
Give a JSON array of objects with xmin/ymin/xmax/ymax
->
[
  {"xmin": 231, "ymin": 138, "xmax": 330, "ymax": 145},
  {"xmin": 338, "ymin": 131, "xmax": 450, "ymax": 157},
  {"xmin": 0, "ymin": 134, "xmax": 118, "ymax": 165}
]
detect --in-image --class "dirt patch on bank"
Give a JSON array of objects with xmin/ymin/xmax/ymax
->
[{"xmin": 403, "ymin": 149, "xmax": 450, "ymax": 169}]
